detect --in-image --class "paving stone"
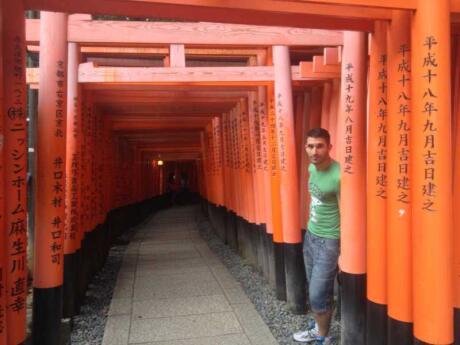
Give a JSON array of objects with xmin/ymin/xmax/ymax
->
[
  {"xmin": 224, "ymin": 287, "xmax": 252, "ymax": 305},
  {"xmin": 232, "ymin": 303, "xmax": 278, "ymax": 345},
  {"xmin": 102, "ymin": 314, "xmax": 131, "ymax": 345},
  {"xmin": 133, "ymin": 277, "xmax": 223, "ymax": 300},
  {"xmin": 112, "ymin": 278, "xmax": 134, "ymax": 299},
  {"xmin": 130, "ymin": 333, "xmax": 251, "ymax": 345},
  {"xmin": 109, "ymin": 298, "xmax": 132, "ymax": 316},
  {"xmin": 132, "ymin": 295, "xmax": 231, "ymax": 319},
  {"xmin": 129, "ymin": 312, "xmax": 242, "ymax": 343}
]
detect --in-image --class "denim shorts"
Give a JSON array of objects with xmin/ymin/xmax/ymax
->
[{"xmin": 303, "ymin": 230, "xmax": 340, "ymax": 313}]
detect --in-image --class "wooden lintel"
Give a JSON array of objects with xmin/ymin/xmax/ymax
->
[
  {"xmin": 26, "ymin": 18, "xmax": 344, "ymax": 46},
  {"xmin": 27, "ymin": 63, "xmax": 336, "ymax": 86},
  {"xmin": 312, "ymin": 56, "xmax": 341, "ymax": 73},
  {"xmin": 23, "ymin": 0, "xmax": 380, "ymax": 31},
  {"xmin": 298, "ymin": 62, "xmax": 340, "ymax": 79}
]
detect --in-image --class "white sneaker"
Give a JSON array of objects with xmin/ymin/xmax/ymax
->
[{"xmin": 293, "ymin": 323, "xmax": 319, "ymax": 342}]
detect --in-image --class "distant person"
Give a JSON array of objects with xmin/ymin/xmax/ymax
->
[
  {"xmin": 293, "ymin": 128, "xmax": 340, "ymax": 345},
  {"xmin": 167, "ymin": 173, "xmax": 179, "ymax": 205}
]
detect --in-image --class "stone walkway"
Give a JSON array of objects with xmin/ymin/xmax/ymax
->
[{"xmin": 102, "ymin": 206, "xmax": 279, "ymax": 345}]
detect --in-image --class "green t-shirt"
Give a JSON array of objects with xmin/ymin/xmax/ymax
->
[{"xmin": 308, "ymin": 160, "xmax": 340, "ymax": 239}]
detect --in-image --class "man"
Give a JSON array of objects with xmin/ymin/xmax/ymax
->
[{"xmin": 293, "ymin": 128, "xmax": 340, "ymax": 344}]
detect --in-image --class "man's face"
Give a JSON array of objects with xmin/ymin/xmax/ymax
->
[{"xmin": 305, "ymin": 137, "xmax": 331, "ymax": 165}]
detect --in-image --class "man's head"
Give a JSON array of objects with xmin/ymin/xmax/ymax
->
[{"xmin": 305, "ymin": 128, "xmax": 332, "ymax": 167}]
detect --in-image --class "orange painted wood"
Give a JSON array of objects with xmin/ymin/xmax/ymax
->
[
  {"xmin": 26, "ymin": 67, "xmax": 38, "ymax": 86},
  {"xmin": 3, "ymin": 1, "xmax": 27, "ymax": 343},
  {"xmin": 267, "ymin": 84, "xmax": 283, "ymax": 244},
  {"xmin": 258, "ymin": 86, "xmax": 273, "ymax": 233},
  {"xmin": 454, "ymin": 37, "xmax": 460, "ymax": 315},
  {"xmin": 28, "ymin": 65, "xmax": 329, "ymax": 86},
  {"xmin": 34, "ymin": 11, "xmax": 68, "ymax": 288},
  {"xmin": 221, "ymin": 113, "xmax": 231, "ymax": 211},
  {"xmin": 323, "ymin": 47, "xmax": 341, "ymax": 65},
  {"xmin": 0, "ymin": 0, "xmax": 6, "ymax": 340},
  {"xmin": 327, "ymin": 79, "xmax": 339, "ymax": 159},
  {"xmin": 26, "ymin": 18, "xmax": 343, "ymax": 46},
  {"xmin": 367, "ymin": 20, "xmax": 388, "ymax": 306},
  {"xmin": 213, "ymin": 117, "xmax": 225, "ymax": 206},
  {"xmin": 248, "ymin": 92, "xmax": 263, "ymax": 225},
  {"xmin": 292, "ymin": 0, "xmax": 415, "ymax": 9},
  {"xmin": 64, "ymin": 43, "xmax": 81, "ymax": 255},
  {"xmin": 312, "ymin": 56, "xmax": 341, "ymax": 73},
  {"xmin": 298, "ymin": 93, "xmax": 311, "ymax": 230},
  {"xmin": 273, "ymin": 45, "xmax": 301, "ymax": 244},
  {"xmin": 386, "ymin": 10, "xmax": 412, "ymax": 324},
  {"xmin": 78, "ymin": 63, "xmax": 274, "ymax": 84},
  {"xmin": 411, "ymin": 0, "xmax": 453, "ymax": 343},
  {"xmin": 241, "ymin": 99, "xmax": 257, "ymax": 223},
  {"xmin": 299, "ymin": 62, "xmax": 340, "ymax": 79},
  {"xmin": 170, "ymin": 44, "xmax": 185, "ymax": 68},
  {"xmin": 320, "ymin": 81, "xmax": 332, "ymax": 129},
  {"xmin": 294, "ymin": 94, "xmax": 304, "ymax": 170},
  {"xmin": 338, "ymin": 31, "xmax": 367, "ymax": 274}
]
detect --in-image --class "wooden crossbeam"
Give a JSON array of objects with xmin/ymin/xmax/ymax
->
[
  {"xmin": 23, "ymin": 0, "xmax": 379, "ymax": 31},
  {"xmin": 312, "ymin": 56, "xmax": 340, "ymax": 73},
  {"xmin": 323, "ymin": 47, "xmax": 341, "ymax": 65},
  {"xmin": 27, "ymin": 63, "xmax": 336, "ymax": 87},
  {"xmin": 26, "ymin": 18, "xmax": 343, "ymax": 46}
]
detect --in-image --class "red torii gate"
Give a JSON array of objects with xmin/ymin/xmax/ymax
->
[{"xmin": 0, "ymin": 1, "xmax": 459, "ymax": 345}]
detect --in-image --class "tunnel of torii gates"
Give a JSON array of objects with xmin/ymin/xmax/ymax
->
[{"xmin": 1, "ymin": 0, "xmax": 460, "ymax": 345}]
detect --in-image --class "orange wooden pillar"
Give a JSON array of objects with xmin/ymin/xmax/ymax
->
[
  {"xmin": 267, "ymin": 83, "xmax": 286, "ymax": 300},
  {"xmin": 453, "ymin": 38, "xmax": 460, "ymax": 345},
  {"xmin": 258, "ymin": 86, "xmax": 277, "ymax": 288},
  {"xmin": 63, "ymin": 42, "xmax": 81, "ymax": 319},
  {"xmin": 33, "ymin": 11, "xmax": 68, "ymax": 345},
  {"xmin": 200, "ymin": 131, "xmax": 209, "ymax": 204},
  {"xmin": 0, "ymin": 0, "xmax": 5, "ymax": 342},
  {"xmin": 338, "ymin": 31, "xmax": 367, "ymax": 345},
  {"xmin": 212, "ymin": 117, "xmax": 224, "ymax": 207},
  {"xmin": 387, "ymin": 10, "xmax": 413, "ymax": 344},
  {"xmin": 411, "ymin": 1, "xmax": 454, "ymax": 344},
  {"xmin": 3, "ymin": 1, "xmax": 27, "ymax": 343},
  {"xmin": 221, "ymin": 113, "xmax": 233, "ymax": 212},
  {"xmin": 366, "ymin": 20, "xmax": 388, "ymax": 345},
  {"xmin": 298, "ymin": 92, "xmax": 311, "ymax": 233},
  {"xmin": 249, "ymin": 91, "xmax": 269, "ymax": 276},
  {"xmin": 272, "ymin": 45, "xmax": 305, "ymax": 312}
]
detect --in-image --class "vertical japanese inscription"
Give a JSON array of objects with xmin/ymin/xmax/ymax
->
[
  {"xmin": 420, "ymin": 36, "xmax": 438, "ymax": 212},
  {"xmin": 50, "ymin": 60, "xmax": 65, "ymax": 265},
  {"xmin": 376, "ymin": 54, "xmax": 388, "ymax": 198},
  {"xmin": 7, "ymin": 34, "xmax": 27, "ymax": 316},
  {"xmin": 397, "ymin": 44, "xmax": 411, "ymax": 204},
  {"xmin": 268, "ymin": 94, "xmax": 279, "ymax": 177},
  {"xmin": 253, "ymin": 97, "xmax": 262, "ymax": 171},
  {"xmin": 259, "ymin": 99, "xmax": 269, "ymax": 173},
  {"xmin": 343, "ymin": 63, "xmax": 355, "ymax": 174},
  {"xmin": 276, "ymin": 93, "xmax": 287, "ymax": 172}
]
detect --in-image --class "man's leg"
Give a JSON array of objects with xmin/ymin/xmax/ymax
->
[
  {"xmin": 308, "ymin": 235, "xmax": 339, "ymax": 337},
  {"xmin": 314, "ymin": 310, "xmax": 333, "ymax": 337}
]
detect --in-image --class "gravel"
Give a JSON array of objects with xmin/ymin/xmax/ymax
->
[
  {"xmin": 194, "ymin": 207, "xmax": 341, "ymax": 345},
  {"xmin": 69, "ymin": 244, "xmax": 125, "ymax": 345},
  {"xmin": 70, "ymin": 224, "xmax": 140, "ymax": 345}
]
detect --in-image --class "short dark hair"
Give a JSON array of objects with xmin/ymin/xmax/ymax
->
[{"xmin": 306, "ymin": 128, "xmax": 330, "ymax": 145}]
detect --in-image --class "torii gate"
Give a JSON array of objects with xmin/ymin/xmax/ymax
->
[{"xmin": 0, "ymin": 1, "xmax": 459, "ymax": 345}]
